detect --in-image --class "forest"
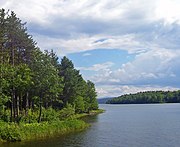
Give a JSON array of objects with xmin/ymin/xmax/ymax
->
[
  {"xmin": 0, "ymin": 9, "xmax": 99, "ymax": 142},
  {"xmin": 106, "ymin": 90, "xmax": 180, "ymax": 104}
]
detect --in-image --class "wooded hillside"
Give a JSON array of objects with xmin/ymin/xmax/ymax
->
[{"xmin": 106, "ymin": 91, "xmax": 180, "ymax": 104}]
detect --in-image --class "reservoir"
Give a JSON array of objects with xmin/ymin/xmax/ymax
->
[{"xmin": 4, "ymin": 104, "xmax": 180, "ymax": 147}]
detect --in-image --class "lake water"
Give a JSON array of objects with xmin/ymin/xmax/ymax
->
[{"xmin": 3, "ymin": 104, "xmax": 180, "ymax": 147}]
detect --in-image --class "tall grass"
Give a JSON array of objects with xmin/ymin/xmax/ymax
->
[
  {"xmin": 0, "ymin": 119, "xmax": 88, "ymax": 142},
  {"xmin": 0, "ymin": 106, "xmax": 103, "ymax": 142}
]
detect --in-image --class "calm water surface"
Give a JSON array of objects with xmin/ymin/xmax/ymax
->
[{"xmin": 3, "ymin": 104, "xmax": 180, "ymax": 147}]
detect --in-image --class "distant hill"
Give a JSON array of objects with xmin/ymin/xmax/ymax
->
[
  {"xmin": 98, "ymin": 97, "xmax": 113, "ymax": 104},
  {"xmin": 106, "ymin": 90, "xmax": 180, "ymax": 104}
]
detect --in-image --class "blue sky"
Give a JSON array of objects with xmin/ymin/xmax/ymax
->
[{"xmin": 1, "ymin": 0, "xmax": 180, "ymax": 97}]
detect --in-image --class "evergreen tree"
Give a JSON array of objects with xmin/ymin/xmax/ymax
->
[{"xmin": 0, "ymin": 9, "xmax": 99, "ymax": 124}]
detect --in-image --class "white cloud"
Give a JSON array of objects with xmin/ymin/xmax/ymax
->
[
  {"xmin": 1, "ymin": 0, "xmax": 153, "ymax": 24},
  {"xmin": 90, "ymin": 48, "xmax": 180, "ymax": 86},
  {"xmin": 2, "ymin": 0, "xmax": 180, "ymax": 97},
  {"xmin": 2, "ymin": 0, "xmax": 180, "ymax": 56},
  {"xmin": 33, "ymin": 33, "xmax": 154, "ymax": 55},
  {"xmin": 155, "ymin": 0, "xmax": 180, "ymax": 24},
  {"xmin": 5, "ymin": 0, "xmax": 179, "ymax": 25},
  {"xmin": 78, "ymin": 62, "xmax": 114, "ymax": 72},
  {"xmin": 82, "ymin": 53, "xmax": 91, "ymax": 56},
  {"xmin": 2, "ymin": 0, "xmax": 180, "ymax": 27},
  {"xmin": 96, "ymin": 85, "xmax": 179, "ymax": 98}
]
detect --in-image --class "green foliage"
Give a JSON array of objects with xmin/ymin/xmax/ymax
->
[
  {"xmin": 0, "ymin": 119, "xmax": 88, "ymax": 142},
  {"xmin": 59, "ymin": 104, "xmax": 75, "ymax": 120},
  {"xmin": 0, "ymin": 8, "xmax": 99, "ymax": 122},
  {"xmin": 0, "ymin": 94, "xmax": 10, "ymax": 112},
  {"xmin": 19, "ymin": 110, "xmax": 39, "ymax": 123},
  {"xmin": 83, "ymin": 97, "xmax": 90, "ymax": 113},
  {"xmin": 41, "ymin": 107, "xmax": 59, "ymax": 122},
  {"xmin": 0, "ymin": 8, "xmax": 100, "ymax": 143},
  {"xmin": 74, "ymin": 96, "xmax": 85, "ymax": 113},
  {"xmin": 85, "ymin": 80, "xmax": 98, "ymax": 111},
  {"xmin": 90, "ymin": 98, "xmax": 99, "ymax": 110},
  {"xmin": 0, "ymin": 64, "xmax": 13, "ymax": 110},
  {"xmin": 59, "ymin": 57, "xmax": 98, "ymax": 113},
  {"xmin": 106, "ymin": 90, "xmax": 180, "ymax": 104},
  {"xmin": 0, "ymin": 122, "xmax": 21, "ymax": 142},
  {"xmin": 0, "ymin": 110, "xmax": 11, "ymax": 122},
  {"xmin": 0, "ymin": 9, "xmax": 99, "ymax": 143}
]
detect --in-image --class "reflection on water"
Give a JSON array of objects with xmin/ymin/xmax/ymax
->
[{"xmin": 3, "ymin": 104, "xmax": 180, "ymax": 147}]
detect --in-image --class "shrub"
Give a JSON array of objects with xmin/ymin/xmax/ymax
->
[
  {"xmin": 59, "ymin": 104, "xmax": 75, "ymax": 120},
  {"xmin": 74, "ymin": 96, "xmax": 85, "ymax": 113},
  {"xmin": 19, "ymin": 109, "xmax": 39, "ymax": 123},
  {"xmin": 0, "ymin": 110, "xmax": 11, "ymax": 122},
  {"xmin": 41, "ymin": 107, "xmax": 59, "ymax": 122},
  {"xmin": 0, "ymin": 119, "xmax": 88, "ymax": 142},
  {"xmin": 0, "ymin": 123, "xmax": 21, "ymax": 141}
]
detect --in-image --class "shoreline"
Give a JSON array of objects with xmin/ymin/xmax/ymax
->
[
  {"xmin": 0, "ymin": 109, "xmax": 104, "ymax": 143},
  {"xmin": 73, "ymin": 109, "xmax": 105, "ymax": 119},
  {"xmin": 105, "ymin": 102, "xmax": 180, "ymax": 105}
]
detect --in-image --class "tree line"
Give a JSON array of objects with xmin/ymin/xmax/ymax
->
[
  {"xmin": 106, "ymin": 90, "xmax": 180, "ymax": 104},
  {"xmin": 0, "ymin": 9, "xmax": 98, "ymax": 123}
]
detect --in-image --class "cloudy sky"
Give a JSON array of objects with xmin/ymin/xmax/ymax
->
[{"xmin": 1, "ymin": 0, "xmax": 180, "ymax": 98}]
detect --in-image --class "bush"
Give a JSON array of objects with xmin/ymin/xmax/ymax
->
[
  {"xmin": 0, "ymin": 122, "xmax": 21, "ymax": 141},
  {"xmin": 74, "ymin": 96, "xmax": 85, "ymax": 113},
  {"xmin": 19, "ymin": 109, "xmax": 39, "ymax": 123},
  {"xmin": 59, "ymin": 104, "xmax": 75, "ymax": 120},
  {"xmin": 0, "ymin": 119, "xmax": 88, "ymax": 142},
  {"xmin": 0, "ymin": 110, "xmax": 11, "ymax": 122},
  {"xmin": 41, "ymin": 107, "xmax": 59, "ymax": 122}
]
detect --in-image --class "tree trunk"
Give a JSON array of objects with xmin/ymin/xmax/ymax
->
[
  {"xmin": 38, "ymin": 92, "xmax": 42, "ymax": 123},
  {"xmin": 13, "ymin": 76, "xmax": 16, "ymax": 122},
  {"xmin": 10, "ymin": 88, "xmax": 15, "ymax": 122},
  {"xmin": 25, "ymin": 91, "xmax": 29, "ymax": 116},
  {"xmin": 10, "ymin": 91, "xmax": 13, "ymax": 122},
  {"xmin": 20, "ymin": 92, "xmax": 22, "ymax": 114},
  {"xmin": 17, "ymin": 95, "xmax": 19, "ymax": 117}
]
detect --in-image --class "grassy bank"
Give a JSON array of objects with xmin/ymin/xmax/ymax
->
[
  {"xmin": 0, "ymin": 119, "xmax": 88, "ymax": 142},
  {"xmin": 73, "ymin": 109, "xmax": 105, "ymax": 119},
  {"xmin": 0, "ymin": 109, "xmax": 104, "ymax": 142},
  {"xmin": 90, "ymin": 109, "xmax": 105, "ymax": 114}
]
